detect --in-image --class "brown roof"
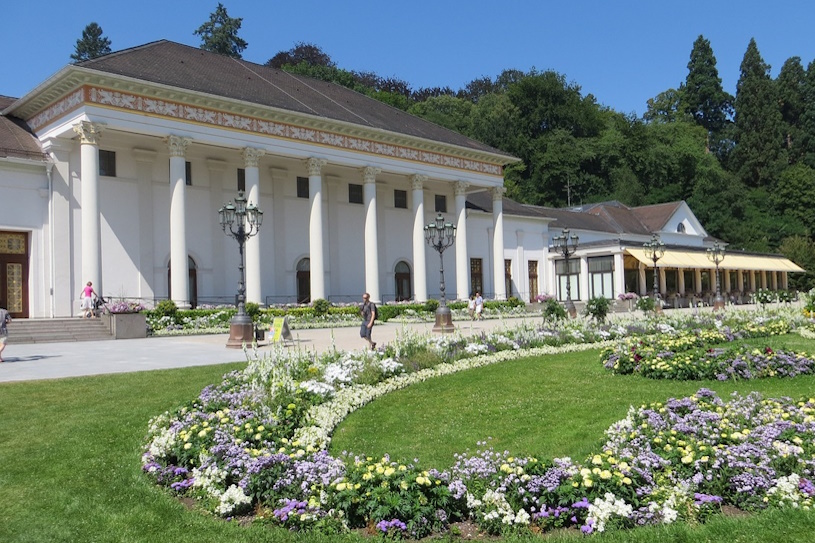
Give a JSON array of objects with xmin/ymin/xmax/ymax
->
[
  {"xmin": 71, "ymin": 41, "xmax": 515, "ymax": 159},
  {"xmin": 0, "ymin": 94, "xmax": 45, "ymax": 160},
  {"xmin": 630, "ymin": 201, "xmax": 682, "ymax": 231}
]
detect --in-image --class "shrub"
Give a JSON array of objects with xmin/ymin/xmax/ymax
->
[
  {"xmin": 244, "ymin": 302, "xmax": 260, "ymax": 320},
  {"xmin": 423, "ymin": 299, "xmax": 439, "ymax": 312},
  {"xmin": 155, "ymin": 299, "xmax": 178, "ymax": 317},
  {"xmin": 584, "ymin": 296, "xmax": 611, "ymax": 322},
  {"xmin": 635, "ymin": 296, "xmax": 655, "ymax": 313},
  {"xmin": 312, "ymin": 298, "xmax": 331, "ymax": 317},
  {"xmin": 541, "ymin": 297, "xmax": 567, "ymax": 321}
]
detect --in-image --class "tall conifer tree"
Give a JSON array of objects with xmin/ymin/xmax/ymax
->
[
  {"xmin": 194, "ymin": 3, "xmax": 247, "ymax": 59},
  {"xmin": 731, "ymin": 38, "xmax": 786, "ymax": 188},
  {"xmin": 70, "ymin": 22, "xmax": 112, "ymax": 62},
  {"xmin": 775, "ymin": 57, "xmax": 806, "ymax": 160},
  {"xmin": 682, "ymin": 35, "xmax": 732, "ymax": 144}
]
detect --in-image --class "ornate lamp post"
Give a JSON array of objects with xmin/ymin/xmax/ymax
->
[
  {"xmin": 552, "ymin": 228, "xmax": 579, "ymax": 318},
  {"xmin": 642, "ymin": 233, "xmax": 666, "ymax": 306},
  {"xmin": 706, "ymin": 241, "xmax": 726, "ymax": 311},
  {"xmin": 218, "ymin": 191, "xmax": 263, "ymax": 348},
  {"xmin": 424, "ymin": 213, "xmax": 457, "ymax": 333}
]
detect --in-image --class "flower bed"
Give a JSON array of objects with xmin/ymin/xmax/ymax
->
[
  {"xmin": 142, "ymin": 310, "xmax": 815, "ymax": 538},
  {"xmin": 600, "ymin": 318, "xmax": 815, "ymax": 380}
]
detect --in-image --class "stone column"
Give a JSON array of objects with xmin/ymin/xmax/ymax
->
[
  {"xmin": 749, "ymin": 270, "xmax": 756, "ymax": 292},
  {"xmin": 724, "ymin": 269, "xmax": 731, "ymax": 293},
  {"xmin": 307, "ymin": 158, "xmax": 327, "ymax": 301},
  {"xmin": 678, "ymin": 268, "xmax": 686, "ymax": 295},
  {"xmin": 695, "ymin": 269, "xmax": 703, "ymax": 294},
  {"xmin": 614, "ymin": 252, "xmax": 625, "ymax": 297},
  {"xmin": 580, "ymin": 255, "xmax": 589, "ymax": 301},
  {"xmin": 73, "ymin": 121, "xmax": 103, "ymax": 296},
  {"xmin": 166, "ymin": 135, "xmax": 191, "ymax": 308},
  {"xmin": 454, "ymin": 181, "xmax": 470, "ymax": 300},
  {"xmin": 411, "ymin": 175, "xmax": 428, "ymax": 302},
  {"xmin": 737, "ymin": 270, "xmax": 744, "ymax": 292},
  {"xmin": 639, "ymin": 263, "xmax": 647, "ymax": 296},
  {"xmin": 492, "ymin": 187, "xmax": 506, "ymax": 300},
  {"xmin": 133, "ymin": 148, "xmax": 157, "ymax": 302},
  {"xmin": 242, "ymin": 147, "xmax": 265, "ymax": 304},
  {"xmin": 362, "ymin": 166, "xmax": 381, "ymax": 303},
  {"xmin": 760, "ymin": 270, "xmax": 767, "ymax": 289},
  {"xmin": 659, "ymin": 268, "xmax": 667, "ymax": 295}
]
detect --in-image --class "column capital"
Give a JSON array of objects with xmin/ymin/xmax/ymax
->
[
  {"xmin": 454, "ymin": 180, "xmax": 470, "ymax": 196},
  {"xmin": 73, "ymin": 121, "xmax": 103, "ymax": 145},
  {"xmin": 360, "ymin": 166, "xmax": 381, "ymax": 184},
  {"xmin": 410, "ymin": 174, "xmax": 428, "ymax": 191},
  {"xmin": 242, "ymin": 147, "xmax": 266, "ymax": 168},
  {"xmin": 305, "ymin": 157, "xmax": 327, "ymax": 176},
  {"xmin": 165, "ymin": 135, "xmax": 192, "ymax": 158},
  {"xmin": 491, "ymin": 186, "xmax": 506, "ymax": 201}
]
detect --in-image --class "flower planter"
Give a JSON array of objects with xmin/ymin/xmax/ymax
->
[{"xmin": 103, "ymin": 312, "xmax": 147, "ymax": 339}]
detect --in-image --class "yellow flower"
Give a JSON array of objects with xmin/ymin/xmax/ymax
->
[
  {"xmin": 622, "ymin": 477, "xmax": 632, "ymax": 485},
  {"xmin": 384, "ymin": 467, "xmax": 395, "ymax": 477},
  {"xmin": 336, "ymin": 482, "xmax": 347, "ymax": 491},
  {"xmin": 600, "ymin": 470, "xmax": 612, "ymax": 480},
  {"xmin": 184, "ymin": 443, "xmax": 192, "ymax": 450}
]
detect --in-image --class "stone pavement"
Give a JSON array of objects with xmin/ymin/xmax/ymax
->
[{"xmin": 0, "ymin": 317, "xmax": 529, "ymax": 383}]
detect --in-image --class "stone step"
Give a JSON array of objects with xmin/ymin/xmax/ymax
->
[{"xmin": 5, "ymin": 318, "xmax": 114, "ymax": 344}]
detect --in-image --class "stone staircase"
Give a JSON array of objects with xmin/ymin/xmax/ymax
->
[{"xmin": 6, "ymin": 318, "xmax": 114, "ymax": 344}]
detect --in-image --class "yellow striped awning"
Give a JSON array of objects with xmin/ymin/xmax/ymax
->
[{"xmin": 625, "ymin": 248, "xmax": 805, "ymax": 273}]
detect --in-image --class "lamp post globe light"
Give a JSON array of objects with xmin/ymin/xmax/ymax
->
[
  {"xmin": 218, "ymin": 191, "xmax": 263, "ymax": 348},
  {"xmin": 424, "ymin": 213, "xmax": 457, "ymax": 333},
  {"xmin": 642, "ymin": 233, "xmax": 666, "ymax": 307},
  {"xmin": 551, "ymin": 228, "xmax": 579, "ymax": 318},
  {"xmin": 707, "ymin": 241, "xmax": 726, "ymax": 311}
]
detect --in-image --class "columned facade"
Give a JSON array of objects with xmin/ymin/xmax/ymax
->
[
  {"xmin": 454, "ymin": 181, "xmax": 470, "ymax": 300},
  {"xmin": 73, "ymin": 121, "xmax": 103, "ymax": 296},
  {"xmin": 242, "ymin": 147, "xmax": 265, "ymax": 304},
  {"xmin": 362, "ymin": 166, "xmax": 381, "ymax": 302},
  {"xmin": 307, "ymin": 158, "xmax": 327, "ymax": 301},
  {"xmin": 166, "ymin": 135, "xmax": 191, "ymax": 308},
  {"xmin": 491, "ymin": 187, "xmax": 506, "ymax": 299},
  {"xmin": 411, "ymin": 175, "xmax": 428, "ymax": 302}
]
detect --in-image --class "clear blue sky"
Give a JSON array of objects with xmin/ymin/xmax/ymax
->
[{"xmin": 3, "ymin": 1, "xmax": 815, "ymax": 117}]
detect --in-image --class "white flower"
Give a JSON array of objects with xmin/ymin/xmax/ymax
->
[{"xmin": 215, "ymin": 484, "xmax": 251, "ymax": 516}]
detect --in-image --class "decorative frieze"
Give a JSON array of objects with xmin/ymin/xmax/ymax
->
[{"xmin": 30, "ymin": 85, "xmax": 504, "ymax": 176}]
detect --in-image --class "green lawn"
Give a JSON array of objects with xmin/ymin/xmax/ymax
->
[{"xmin": 2, "ymin": 335, "xmax": 815, "ymax": 542}]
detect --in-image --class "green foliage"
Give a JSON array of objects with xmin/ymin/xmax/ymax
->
[
  {"xmin": 423, "ymin": 299, "xmax": 439, "ymax": 312},
  {"xmin": 193, "ymin": 2, "xmax": 247, "ymax": 58},
  {"xmin": 635, "ymin": 296, "xmax": 656, "ymax": 313},
  {"xmin": 311, "ymin": 298, "xmax": 331, "ymax": 317},
  {"xmin": 70, "ymin": 22, "xmax": 112, "ymax": 62},
  {"xmin": 540, "ymin": 297, "xmax": 567, "ymax": 321},
  {"xmin": 583, "ymin": 296, "xmax": 611, "ymax": 322},
  {"xmin": 155, "ymin": 299, "xmax": 178, "ymax": 317},
  {"xmin": 779, "ymin": 235, "xmax": 815, "ymax": 291},
  {"xmin": 244, "ymin": 302, "xmax": 260, "ymax": 320}
]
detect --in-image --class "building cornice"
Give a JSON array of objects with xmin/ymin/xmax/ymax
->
[{"xmin": 11, "ymin": 68, "xmax": 518, "ymax": 177}]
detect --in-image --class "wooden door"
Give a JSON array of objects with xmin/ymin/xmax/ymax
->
[{"xmin": 0, "ymin": 232, "xmax": 29, "ymax": 318}]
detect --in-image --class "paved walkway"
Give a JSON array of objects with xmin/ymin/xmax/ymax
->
[{"xmin": 0, "ymin": 317, "xmax": 529, "ymax": 383}]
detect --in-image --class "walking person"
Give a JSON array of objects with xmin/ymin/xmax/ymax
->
[
  {"xmin": 79, "ymin": 281, "xmax": 98, "ymax": 318},
  {"xmin": 0, "ymin": 306, "xmax": 10, "ymax": 362},
  {"xmin": 475, "ymin": 292, "xmax": 484, "ymax": 320},
  {"xmin": 360, "ymin": 292, "xmax": 377, "ymax": 350},
  {"xmin": 468, "ymin": 294, "xmax": 476, "ymax": 320}
]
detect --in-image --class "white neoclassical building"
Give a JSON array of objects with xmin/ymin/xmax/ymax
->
[{"xmin": 0, "ymin": 41, "xmax": 804, "ymax": 319}]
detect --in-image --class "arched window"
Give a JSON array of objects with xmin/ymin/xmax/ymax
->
[
  {"xmin": 296, "ymin": 258, "xmax": 310, "ymax": 304},
  {"xmin": 167, "ymin": 256, "xmax": 198, "ymax": 308},
  {"xmin": 677, "ymin": 222, "xmax": 686, "ymax": 233},
  {"xmin": 395, "ymin": 260, "xmax": 411, "ymax": 301}
]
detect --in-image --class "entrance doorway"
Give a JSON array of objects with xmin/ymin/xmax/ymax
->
[
  {"xmin": 0, "ymin": 231, "xmax": 29, "ymax": 318},
  {"xmin": 296, "ymin": 258, "xmax": 310, "ymax": 303}
]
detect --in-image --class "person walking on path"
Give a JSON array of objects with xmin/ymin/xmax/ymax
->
[
  {"xmin": 468, "ymin": 294, "xmax": 476, "ymax": 320},
  {"xmin": 80, "ymin": 281, "xmax": 98, "ymax": 318},
  {"xmin": 475, "ymin": 292, "xmax": 484, "ymax": 320},
  {"xmin": 0, "ymin": 307, "xmax": 10, "ymax": 362},
  {"xmin": 360, "ymin": 292, "xmax": 377, "ymax": 350}
]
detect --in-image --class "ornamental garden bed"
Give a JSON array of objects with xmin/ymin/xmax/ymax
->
[{"xmin": 142, "ymin": 308, "xmax": 815, "ymax": 539}]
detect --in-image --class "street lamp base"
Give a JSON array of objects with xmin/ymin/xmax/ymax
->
[
  {"xmin": 565, "ymin": 299, "xmax": 577, "ymax": 319},
  {"xmin": 226, "ymin": 322, "xmax": 255, "ymax": 348},
  {"xmin": 713, "ymin": 295, "xmax": 726, "ymax": 311},
  {"xmin": 432, "ymin": 305, "xmax": 455, "ymax": 333}
]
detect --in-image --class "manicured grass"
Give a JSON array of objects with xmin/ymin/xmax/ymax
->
[{"xmin": 2, "ymin": 333, "xmax": 815, "ymax": 542}]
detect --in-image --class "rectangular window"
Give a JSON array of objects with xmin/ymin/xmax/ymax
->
[
  {"xmin": 665, "ymin": 269, "xmax": 678, "ymax": 293},
  {"xmin": 435, "ymin": 194, "xmax": 447, "ymax": 213},
  {"xmin": 700, "ymin": 270, "xmax": 711, "ymax": 292},
  {"xmin": 99, "ymin": 150, "xmax": 116, "ymax": 177},
  {"xmin": 394, "ymin": 189, "xmax": 407, "ymax": 209},
  {"xmin": 185, "ymin": 161, "xmax": 192, "ymax": 186},
  {"xmin": 588, "ymin": 256, "xmax": 614, "ymax": 298},
  {"xmin": 348, "ymin": 183, "xmax": 363, "ymax": 204},
  {"xmin": 504, "ymin": 259, "xmax": 512, "ymax": 298},
  {"xmin": 296, "ymin": 176, "xmax": 309, "ymax": 199},
  {"xmin": 470, "ymin": 258, "xmax": 483, "ymax": 297},
  {"xmin": 528, "ymin": 261, "xmax": 538, "ymax": 303},
  {"xmin": 237, "ymin": 168, "xmax": 246, "ymax": 192},
  {"xmin": 555, "ymin": 258, "xmax": 581, "ymax": 301}
]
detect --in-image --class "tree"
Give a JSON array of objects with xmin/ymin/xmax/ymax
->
[
  {"xmin": 644, "ymin": 88, "xmax": 684, "ymax": 123},
  {"xmin": 70, "ymin": 22, "xmax": 112, "ymax": 62},
  {"xmin": 730, "ymin": 39, "xmax": 786, "ymax": 188},
  {"xmin": 798, "ymin": 60, "xmax": 815, "ymax": 168},
  {"xmin": 681, "ymin": 35, "xmax": 733, "ymax": 147},
  {"xmin": 194, "ymin": 3, "xmax": 247, "ymax": 59},
  {"xmin": 266, "ymin": 42, "xmax": 334, "ymax": 69},
  {"xmin": 775, "ymin": 57, "xmax": 806, "ymax": 158},
  {"xmin": 778, "ymin": 235, "xmax": 815, "ymax": 291}
]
